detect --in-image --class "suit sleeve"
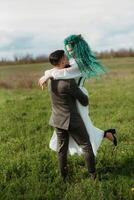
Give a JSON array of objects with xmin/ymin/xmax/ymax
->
[{"xmin": 68, "ymin": 79, "xmax": 89, "ymax": 106}]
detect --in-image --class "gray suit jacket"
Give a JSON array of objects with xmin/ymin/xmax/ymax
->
[{"xmin": 48, "ymin": 79, "xmax": 89, "ymax": 130}]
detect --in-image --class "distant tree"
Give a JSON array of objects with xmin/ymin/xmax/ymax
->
[{"xmin": 0, "ymin": 49, "xmax": 134, "ymax": 65}]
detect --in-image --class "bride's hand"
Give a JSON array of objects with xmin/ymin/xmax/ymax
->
[
  {"xmin": 38, "ymin": 76, "xmax": 45, "ymax": 85},
  {"xmin": 38, "ymin": 76, "xmax": 48, "ymax": 90},
  {"xmin": 38, "ymin": 69, "xmax": 54, "ymax": 90}
]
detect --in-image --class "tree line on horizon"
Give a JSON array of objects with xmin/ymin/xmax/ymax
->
[{"xmin": 0, "ymin": 48, "xmax": 134, "ymax": 65}]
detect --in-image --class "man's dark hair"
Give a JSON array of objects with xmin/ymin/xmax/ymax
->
[{"xmin": 49, "ymin": 50, "xmax": 65, "ymax": 66}]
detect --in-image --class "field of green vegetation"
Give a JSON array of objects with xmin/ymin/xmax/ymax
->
[{"xmin": 0, "ymin": 57, "xmax": 134, "ymax": 200}]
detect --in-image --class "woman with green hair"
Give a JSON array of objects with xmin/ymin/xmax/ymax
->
[{"xmin": 39, "ymin": 34, "xmax": 117, "ymax": 156}]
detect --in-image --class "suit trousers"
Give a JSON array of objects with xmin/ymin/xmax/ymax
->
[{"xmin": 55, "ymin": 120, "xmax": 96, "ymax": 178}]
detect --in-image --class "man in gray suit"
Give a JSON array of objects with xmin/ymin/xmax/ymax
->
[{"xmin": 48, "ymin": 50, "xmax": 96, "ymax": 180}]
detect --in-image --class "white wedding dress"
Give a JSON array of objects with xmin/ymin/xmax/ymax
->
[{"xmin": 41, "ymin": 59, "xmax": 104, "ymax": 156}]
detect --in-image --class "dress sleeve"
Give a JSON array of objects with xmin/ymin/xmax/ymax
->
[
  {"xmin": 52, "ymin": 59, "xmax": 82, "ymax": 80},
  {"xmin": 39, "ymin": 68, "xmax": 54, "ymax": 83}
]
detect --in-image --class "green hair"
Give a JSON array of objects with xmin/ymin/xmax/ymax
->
[{"xmin": 64, "ymin": 34, "xmax": 107, "ymax": 78}]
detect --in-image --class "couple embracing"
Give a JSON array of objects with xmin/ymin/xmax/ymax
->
[{"xmin": 38, "ymin": 34, "xmax": 117, "ymax": 181}]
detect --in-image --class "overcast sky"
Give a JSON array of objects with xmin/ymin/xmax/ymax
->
[{"xmin": 0, "ymin": 0, "xmax": 134, "ymax": 59}]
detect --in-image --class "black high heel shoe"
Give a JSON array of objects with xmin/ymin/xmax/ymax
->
[{"xmin": 104, "ymin": 129, "xmax": 117, "ymax": 146}]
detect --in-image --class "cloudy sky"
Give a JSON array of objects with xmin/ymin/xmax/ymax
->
[{"xmin": 0, "ymin": 0, "xmax": 134, "ymax": 59}]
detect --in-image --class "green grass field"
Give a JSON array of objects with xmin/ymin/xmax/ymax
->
[{"xmin": 0, "ymin": 58, "xmax": 134, "ymax": 200}]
